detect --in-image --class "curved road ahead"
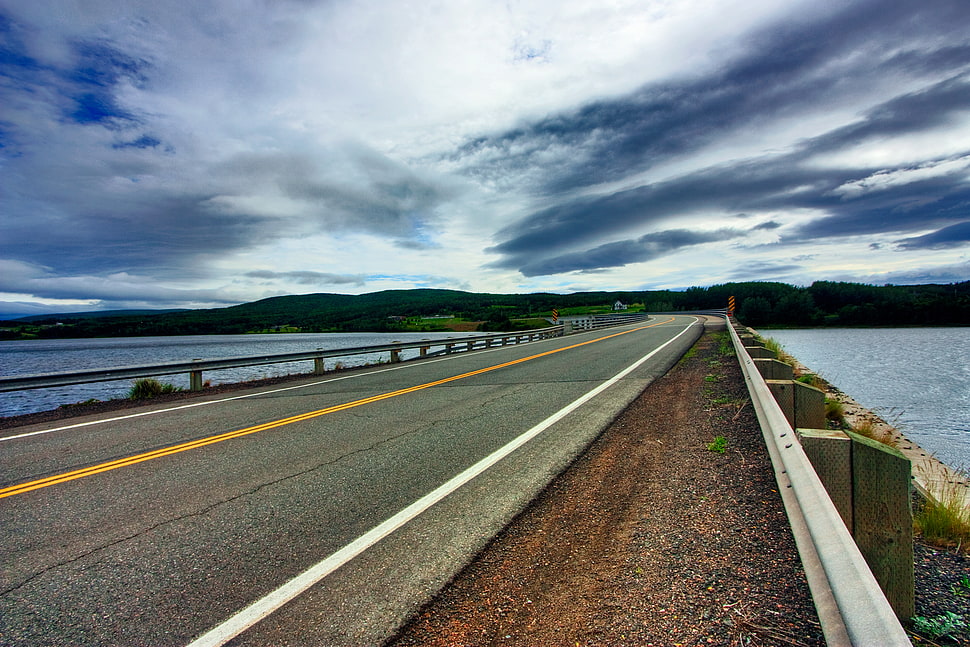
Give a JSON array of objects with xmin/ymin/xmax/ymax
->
[{"xmin": 0, "ymin": 316, "xmax": 700, "ymax": 646}]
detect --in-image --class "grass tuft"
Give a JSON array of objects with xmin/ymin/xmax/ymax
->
[
  {"xmin": 825, "ymin": 398, "xmax": 845, "ymax": 425},
  {"xmin": 914, "ymin": 479, "xmax": 970, "ymax": 554},
  {"xmin": 851, "ymin": 417, "xmax": 900, "ymax": 448},
  {"xmin": 707, "ymin": 436, "xmax": 728, "ymax": 454},
  {"xmin": 128, "ymin": 378, "xmax": 182, "ymax": 400}
]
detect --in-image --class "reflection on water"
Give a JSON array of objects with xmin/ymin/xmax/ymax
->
[{"xmin": 763, "ymin": 327, "xmax": 970, "ymax": 470}]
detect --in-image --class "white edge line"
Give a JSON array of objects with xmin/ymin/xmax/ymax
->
[{"xmin": 185, "ymin": 319, "xmax": 697, "ymax": 647}]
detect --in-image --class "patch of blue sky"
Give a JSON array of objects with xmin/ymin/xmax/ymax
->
[
  {"xmin": 70, "ymin": 91, "xmax": 127, "ymax": 124},
  {"xmin": 112, "ymin": 134, "xmax": 162, "ymax": 149},
  {"xmin": 69, "ymin": 41, "xmax": 150, "ymax": 89}
]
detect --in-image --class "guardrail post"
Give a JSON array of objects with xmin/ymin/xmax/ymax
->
[
  {"xmin": 766, "ymin": 380, "xmax": 827, "ymax": 429},
  {"xmin": 314, "ymin": 357, "xmax": 326, "ymax": 374},
  {"xmin": 190, "ymin": 370, "xmax": 203, "ymax": 391},
  {"xmin": 446, "ymin": 343, "xmax": 454, "ymax": 354},
  {"xmin": 390, "ymin": 349, "xmax": 402, "ymax": 363},
  {"xmin": 753, "ymin": 358, "xmax": 794, "ymax": 380},
  {"xmin": 745, "ymin": 345, "xmax": 776, "ymax": 359},
  {"xmin": 766, "ymin": 380, "xmax": 795, "ymax": 426},
  {"xmin": 797, "ymin": 429, "xmax": 854, "ymax": 529},
  {"xmin": 797, "ymin": 427, "xmax": 915, "ymax": 620},
  {"xmin": 793, "ymin": 381, "xmax": 826, "ymax": 429},
  {"xmin": 848, "ymin": 429, "xmax": 915, "ymax": 620},
  {"xmin": 420, "ymin": 346, "xmax": 429, "ymax": 358}
]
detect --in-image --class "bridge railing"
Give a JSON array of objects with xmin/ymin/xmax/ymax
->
[{"xmin": 726, "ymin": 317, "xmax": 910, "ymax": 646}]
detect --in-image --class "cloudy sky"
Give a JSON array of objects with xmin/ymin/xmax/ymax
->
[{"xmin": 1, "ymin": 0, "xmax": 969, "ymax": 318}]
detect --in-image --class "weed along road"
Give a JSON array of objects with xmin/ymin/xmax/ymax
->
[{"xmin": 0, "ymin": 316, "xmax": 700, "ymax": 646}]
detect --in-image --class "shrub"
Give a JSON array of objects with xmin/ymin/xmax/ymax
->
[
  {"xmin": 128, "ymin": 378, "xmax": 181, "ymax": 400},
  {"xmin": 825, "ymin": 398, "xmax": 845, "ymax": 425}
]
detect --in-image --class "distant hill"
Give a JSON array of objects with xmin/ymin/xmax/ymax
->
[{"xmin": 3, "ymin": 281, "xmax": 968, "ymax": 340}]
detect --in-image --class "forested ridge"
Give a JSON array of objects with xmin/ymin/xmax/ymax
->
[{"xmin": 3, "ymin": 281, "xmax": 968, "ymax": 339}]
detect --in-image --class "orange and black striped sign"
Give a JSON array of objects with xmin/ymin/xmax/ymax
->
[{"xmin": 727, "ymin": 296, "xmax": 736, "ymax": 315}]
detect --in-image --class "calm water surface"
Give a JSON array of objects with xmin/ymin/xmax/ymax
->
[
  {"xmin": 0, "ymin": 332, "xmax": 467, "ymax": 418},
  {"xmin": 762, "ymin": 328, "xmax": 970, "ymax": 470}
]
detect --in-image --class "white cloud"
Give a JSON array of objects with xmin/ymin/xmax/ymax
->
[{"xmin": 2, "ymin": 0, "xmax": 969, "ymax": 316}]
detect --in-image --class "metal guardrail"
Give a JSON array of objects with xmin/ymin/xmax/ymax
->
[
  {"xmin": 0, "ymin": 327, "xmax": 568, "ymax": 394},
  {"xmin": 0, "ymin": 312, "xmax": 666, "ymax": 395},
  {"xmin": 727, "ymin": 318, "xmax": 910, "ymax": 646}
]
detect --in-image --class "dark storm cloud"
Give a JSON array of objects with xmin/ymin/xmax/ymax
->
[
  {"xmin": 463, "ymin": 0, "xmax": 970, "ymax": 277},
  {"xmin": 727, "ymin": 262, "xmax": 804, "ymax": 282},
  {"xmin": 0, "ymin": 194, "xmax": 270, "ymax": 277},
  {"xmin": 895, "ymin": 221, "xmax": 970, "ymax": 250},
  {"xmin": 456, "ymin": 0, "xmax": 970, "ymax": 196},
  {"xmin": 513, "ymin": 228, "xmax": 745, "ymax": 276},
  {"xmin": 218, "ymin": 147, "xmax": 450, "ymax": 240}
]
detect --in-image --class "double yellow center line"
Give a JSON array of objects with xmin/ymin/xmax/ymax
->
[{"xmin": 1, "ymin": 318, "xmax": 675, "ymax": 499}]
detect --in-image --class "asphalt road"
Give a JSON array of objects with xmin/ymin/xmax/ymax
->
[{"xmin": 0, "ymin": 315, "xmax": 701, "ymax": 646}]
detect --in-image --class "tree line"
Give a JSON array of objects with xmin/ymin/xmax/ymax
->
[{"xmin": 2, "ymin": 281, "xmax": 968, "ymax": 339}]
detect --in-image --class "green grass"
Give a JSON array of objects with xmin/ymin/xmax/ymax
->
[
  {"xmin": 796, "ymin": 373, "xmax": 827, "ymax": 390},
  {"xmin": 761, "ymin": 336, "xmax": 797, "ymax": 366},
  {"xmin": 707, "ymin": 436, "xmax": 728, "ymax": 454},
  {"xmin": 679, "ymin": 344, "xmax": 699, "ymax": 363},
  {"xmin": 851, "ymin": 418, "xmax": 899, "ymax": 448},
  {"xmin": 128, "ymin": 378, "xmax": 182, "ymax": 400},
  {"xmin": 825, "ymin": 398, "xmax": 845, "ymax": 425},
  {"xmin": 914, "ymin": 482, "xmax": 970, "ymax": 553},
  {"xmin": 911, "ymin": 612, "xmax": 967, "ymax": 643}
]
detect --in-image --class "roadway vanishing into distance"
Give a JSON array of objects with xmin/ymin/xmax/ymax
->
[{"xmin": 0, "ymin": 315, "xmax": 701, "ymax": 646}]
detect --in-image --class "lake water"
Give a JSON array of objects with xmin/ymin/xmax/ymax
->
[
  {"xmin": 0, "ymin": 332, "xmax": 468, "ymax": 418},
  {"xmin": 761, "ymin": 327, "xmax": 970, "ymax": 470}
]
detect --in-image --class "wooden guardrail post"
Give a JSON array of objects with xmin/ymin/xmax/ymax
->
[
  {"xmin": 753, "ymin": 358, "xmax": 794, "ymax": 380},
  {"xmin": 848, "ymin": 429, "xmax": 915, "ymax": 620},
  {"xmin": 797, "ymin": 429, "xmax": 854, "ymax": 529},
  {"xmin": 190, "ymin": 370, "xmax": 204, "ymax": 391},
  {"xmin": 766, "ymin": 380, "xmax": 826, "ymax": 429},
  {"xmin": 797, "ymin": 427, "xmax": 915, "ymax": 620},
  {"xmin": 314, "ymin": 357, "xmax": 326, "ymax": 374},
  {"xmin": 745, "ymin": 345, "xmax": 775, "ymax": 359}
]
